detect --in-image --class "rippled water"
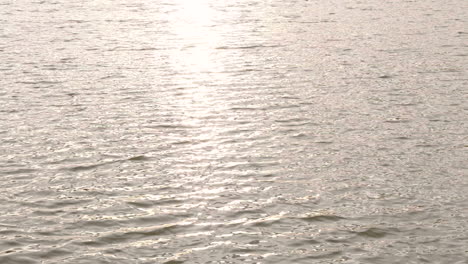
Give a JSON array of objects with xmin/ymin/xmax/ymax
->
[{"xmin": 1, "ymin": 0, "xmax": 467, "ymax": 263}]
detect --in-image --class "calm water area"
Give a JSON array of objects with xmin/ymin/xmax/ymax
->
[{"xmin": 1, "ymin": 0, "xmax": 467, "ymax": 263}]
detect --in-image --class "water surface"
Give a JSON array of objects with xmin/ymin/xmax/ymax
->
[{"xmin": 1, "ymin": 0, "xmax": 467, "ymax": 263}]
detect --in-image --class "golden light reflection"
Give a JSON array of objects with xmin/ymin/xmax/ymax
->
[
  {"xmin": 162, "ymin": 0, "xmax": 231, "ymax": 142},
  {"xmin": 169, "ymin": 0, "xmax": 223, "ymax": 75},
  {"xmin": 156, "ymin": 2, "xmax": 264, "ymax": 204}
]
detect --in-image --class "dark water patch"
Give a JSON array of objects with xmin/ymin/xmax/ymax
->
[
  {"xmin": 0, "ymin": 229, "xmax": 23, "ymax": 236},
  {"xmin": 98, "ymin": 225, "xmax": 181, "ymax": 244},
  {"xmin": 293, "ymin": 251, "xmax": 342, "ymax": 261},
  {"xmin": 0, "ymin": 240, "xmax": 22, "ymax": 249},
  {"xmin": 67, "ymin": 164, "xmax": 104, "ymax": 171},
  {"xmin": 314, "ymin": 141, "xmax": 334, "ymax": 144},
  {"xmin": 33, "ymin": 209, "xmax": 65, "ymax": 216},
  {"xmin": 274, "ymin": 118, "xmax": 311, "ymax": 125},
  {"xmin": 65, "ymin": 19, "xmax": 86, "ymax": 23},
  {"xmin": 351, "ymin": 227, "xmax": 395, "ymax": 238},
  {"xmin": 0, "ymin": 255, "xmax": 38, "ymax": 264},
  {"xmin": 127, "ymin": 198, "xmax": 183, "ymax": 208},
  {"xmin": 132, "ymin": 47, "xmax": 165, "ymax": 51},
  {"xmin": 65, "ymin": 160, "xmax": 118, "ymax": 172},
  {"xmin": 270, "ymin": 103, "xmax": 301, "ymax": 110},
  {"xmin": 163, "ymin": 260, "xmax": 185, "ymax": 264},
  {"xmin": 229, "ymin": 106, "xmax": 262, "ymax": 111},
  {"xmin": 250, "ymin": 218, "xmax": 283, "ymax": 227},
  {"xmin": 0, "ymin": 110, "xmax": 19, "ymax": 114},
  {"xmin": 378, "ymin": 75, "xmax": 394, "ymax": 79},
  {"xmin": 227, "ymin": 209, "xmax": 265, "ymax": 218},
  {"xmin": 395, "ymin": 102, "xmax": 419, "ymax": 106},
  {"xmin": 415, "ymin": 144, "xmax": 436, "ymax": 148},
  {"xmin": 2, "ymin": 168, "xmax": 36, "ymax": 175},
  {"xmin": 171, "ymin": 140, "xmax": 192, "ymax": 145},
  {"xmin": 325, "ymin": 238, "xmax": 351, "ymax": 243},
  {"xmin": 72, "ymin": 219, "xmax": 119, "ymax": 229},
  {"xmin": 288, "ymin": 238, "xmax": 320, "ymax": 247},
  {"xmin": 58, "ymin": 57, "xmax": 75, "ymax": 63},
  {"xmin": 298, "ymin": 214, "xmax": 345, "ymax": 222},
  {"xmin": 326, "ymin": 38, "xmax": 343, "ymax": 42},
  {"xmin": 44, "ymin": 199, "xmax": 92, "ymax": 209},
  {"xmin": 384, "ymin": 118, "xmax": 411, "ymax": 124},
  {"xmin": 127, "ymin": 155, "xmax": 149, "ymax": 161},
  {"xmin": 247, "ymin": 239, "xmax": 261, "ymax": 245},
  {"xmin": 37, "ymin": 248, "xmax": 70, "ymax": 260},
  {"xmin": 218, "ymin": 162, "xmax": 257, "ymax": 171}
]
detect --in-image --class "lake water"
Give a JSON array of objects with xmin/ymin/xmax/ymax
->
[{"xmin": 1, "ymin": 0, "xmax": 467, "ymax": 263}]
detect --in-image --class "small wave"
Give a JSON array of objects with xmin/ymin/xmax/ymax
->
[
  {"xmin": 0, "ymin": 229, "xmax": 23, "ymax": 236},
  {"xmin": 65, "ymin": 155, "xmax": 147, "ymax": 171},
  {"xmin": 393, "ymin": 136, "xmax": 411, "ymax": 140},
  {"xmin": 127, "ymin": 155, "xmax": 149, "ymax": 161},
  {"xmin": 95, "ymin": 222, "xmax": 193, "ymax": 244},
  {"xmin": 72, "ymin": 219, "xmax": 119, "ymax": 229},
  {"xmin": 67, "ymin": 163, "xmax": 109, "ymax": 172},
  {"xmin": 351, "ymin": 227, "xmax": 395, "ymax": 238},
  {"xmin": 2, "ymin": 168, "xmax": 36, "ymax": 175},
  {"xmin": 227, "ymin": 208, "xmax": 265, "ymax": 218},
  {"xmin": 32, "ymin": 209, "xmax": 65, "ymax": 216},
  {"xmin": 163, "ymin": 260, "xmax": 185, "ymax": 264},
  {"xmin": 298, "ymin": 214, "xmax": 344, "ymax": 222},
  {"xmin": 99, "ymin": 74, "xmax": 126, "ymax": 80},
  {"xmin": 288, "ymin": 238, "xmax": 320, "ymax": 247},
  {"xmin": 415, "ymin": 144, "xmax": 436, "ymax": 148},
  {"xmin": 378, "ymin": 75, "xmax": 394, "ymax": 79},
  {"xmin": 127, "ymin": 198, "xmax": 183, "ymax": 207},
  {"xmin": 43, "ymin": 198, "xmax": 92, "ymax": 209},
  {"xmin": 130, "ymin": 215, "xmax": 182, "ymax": 225},
  {"xmin": 314, "ymin": 141, "xmax": 333, "ymax": 144},
  {"xmin": 274, "ymin": 118, "xmax": 308, "ymax": 123}
]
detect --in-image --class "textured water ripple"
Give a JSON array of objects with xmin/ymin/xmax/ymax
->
[{"xmin": 1, "ymin": 0, "xmax": 468, "ymax": 263}]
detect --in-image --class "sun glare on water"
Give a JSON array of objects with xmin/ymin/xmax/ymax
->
[
  {"xmin": 166, "ymin": 0, "xmax": 226, "ymax": 88},
  {"xmin": 163, "ymin": 0, "xmax": 230, "ymax": 132}
]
